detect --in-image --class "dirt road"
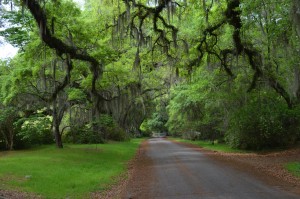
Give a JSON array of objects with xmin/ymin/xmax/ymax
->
[{"xmin": 124, "ymin": 138, "xmax": 300, "ymax": 199}]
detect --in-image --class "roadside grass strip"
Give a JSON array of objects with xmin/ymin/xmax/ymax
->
[
  {"xmin": 285, "ymin": 162, "xmax": 300, "ymax": 178},
  {"xmin": 0, "ymin": 139, "xmax": 143, "ymax": 198},
  {"xmin": 169, "ymin": 137, "xmax": 248, "ymax": 153}
]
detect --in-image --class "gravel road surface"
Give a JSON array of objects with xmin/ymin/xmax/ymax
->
[{"xmin": 125, "ymin": 138, "xmax": 300, "ymax": 199}]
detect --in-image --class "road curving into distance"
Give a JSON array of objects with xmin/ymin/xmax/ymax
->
[{"xmin": 125, "ymin": 138, "xmax": 300, "ymax": 199}]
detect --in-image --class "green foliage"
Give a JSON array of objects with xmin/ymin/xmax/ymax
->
[
  {"xmin": 147, "ymin": 112, "xmax": 167, "ymax": 132},
  {"xmin": 166, "ymin": 68, "xmax": 224, "ymax": 140},
  {"xmin": 0, "ymin": 106, "xmax": 54, "ymax": 150},
  {"xmin": 14, "ymin": 114, "xmax": 53, "ymax": 147},
  {"xmin": 139, "ymin": 120, "xmax": 152, "ymax": 137},
  {"xmin": 0, "ymin": 8, "xmax": 33, "ymax": 48},
  {"xmin": 66, "ymin": 114, "xmax": 128, "ymax": 143},
  {"xmin": 67, "ymin": 88, "xmax": 86, "ymax": 102},
  {"xmin": 67, "ymin": 123, "xmax": 104, "ymax": 144},
  {"xmin": 166, "ymin": 83, "xmax": 203, "ymax": 135},
  {"xmin": 98, "ymin": 114, "xmax": 129, "ymax": 141},
  {"xmin": 0, "ymin": 106, "xmax": 17, "ymax": 124},
  {"xmin": 0, "ymin": 106, "xmax": 19, "ymax": 150},
  {"xmin": 146, "ymin": 103, "xmax": 168, "ymax": 133},
  {"xmin": 167, "ymin": 63, "xmax": 300, "ymax": 150},
  {"xmin": 2, "ymin": 0, "xmax": 300, "ymax": 151},
  {"xmin": 226, "ymin": 92, "xmax": 300, "ymax": 150}
]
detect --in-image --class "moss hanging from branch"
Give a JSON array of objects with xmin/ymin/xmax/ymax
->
[
  {"xmin": 122, "ymin": 0, "xmax": 179, "ymax": 52},
  {"xmin": 23, "ymin": 0, "xmax": 103, "ymax": 98},
  {"xmin": 187, "ymin": 0, "xmax": 293, "ymax": 108}
]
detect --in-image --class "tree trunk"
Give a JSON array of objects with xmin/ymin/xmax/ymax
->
[
  {"xmin": 2, "ymin": 132, "xmax": 12, "ymax": 150},
  {"xmin": 292, "ymin": 0, "xmax": 300, "ymax": 38},
  {"xmin": 91, "ymin": 93, "xmax": 99, "ymax": 132},
  {"xmin": 53, "ymin": 122, "xmax": 63, "ymax": 148},
  {"xmin": 52, "ymin": 99, "xmax": 63, "ymax": 148},
  {"xmin": 9, "ymin": 129, "xmax": 14, "ymax": 150}
]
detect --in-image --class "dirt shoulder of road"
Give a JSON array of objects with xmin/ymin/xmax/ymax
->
[
  {"xmin": 120, "ymin": 140, "xmax": 155, "ymax": 199},
  {"xmin": 95, "ymin": 140, "xmax": 154, "ymax": 199},
  {"xmin": 171, "ymin": 140, "xmax": 300, "ymax": 195},
  {"xmin": 0, "ymin": 189, "xmax": 42, "ymax": 199}
]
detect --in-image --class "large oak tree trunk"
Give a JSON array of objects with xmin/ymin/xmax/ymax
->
[
  {"xmin": 292, "ymin": 0, "xmax": 300, "ymax": 38},
  {"xmin": 52, "ymin": 99, "xmax": 63, "ymax": 148},
  {"xmin": 53, "ymin": 122, "xmax": 63, "ymax": 148}
]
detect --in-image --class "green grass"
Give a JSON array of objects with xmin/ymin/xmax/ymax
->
[
  {"xmin": 285, "ymin": 162, "xmax": 300, "ymax": 178},
  {"xmin": 168, "ymin": 137, "xmax": 248, "ymax": 153},
  {"xmin": 0, "ymin": 139, "xmax": 144, "ymax": 199}
]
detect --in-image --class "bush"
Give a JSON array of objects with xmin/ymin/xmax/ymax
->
[
  {"xmin": 14, "ymin": 114, "xmax": 53, "ymax": 148},
  {"xmin": 141, "ymin": 130, "xmax": 152, "ymax": 137},
  {"xmin": 105, "ymin": 126, "xmax": 128, "ymax": 141},
  {"xmin": 226, "ymin": 98, "xmax": 300, "ymax": 150},
  {"xmin": 66, "ymin": 124, "xmax": 104, "ymax": 144},
  {"xmin": 65, "ymin": 114, "xmax": 129, "ymax": 143},
  {"xmin": 99, "ymin": 114, "xmax": 129, "ymax": 141}
]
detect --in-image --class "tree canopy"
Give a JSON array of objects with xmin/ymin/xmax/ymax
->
[{"xmin": 0, "ymin": 0, "xmax": 300, "ymax": 150}]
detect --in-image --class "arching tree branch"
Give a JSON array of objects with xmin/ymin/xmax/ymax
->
[{"xmin": 23, "ymin": 0, "xmax": 102, "ymax": 95}]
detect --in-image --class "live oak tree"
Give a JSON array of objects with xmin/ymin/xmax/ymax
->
[
  {"xmin": 1, "ymin": 0, "xmax": 300, "ymax": 150},
  {"xmin": 1, "ymin": 0, "xmax": 96, "ymax": 148},
  {"xmin": 1, "ymin": 0, "xmax": 170, "ymax": 147}
]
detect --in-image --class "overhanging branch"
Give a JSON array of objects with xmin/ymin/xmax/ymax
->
[{"xmin": 23, "ymin": 0, "xmax": 102, "ymax": 95}]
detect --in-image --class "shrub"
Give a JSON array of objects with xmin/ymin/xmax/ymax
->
[
  {"xmin": 105, "ymin": 126, "xmax": 128, "ymax": 141},
  {"xmin": 65, "ymin": 114, "xmax": 129, "ymax": 143},
  {"xmin": 98, "ymin": 114, "xmax": 129, "ymax": 141},
  {"xmin": 14, "ymin": 114, "xmax": 53, "ymax": 148},
  {"xmin": 226, "ymin": 98, "xmax": 300, "ymax": 150},
  {"xmin": 67, "ymin": 123, "xmax": 104, "ymax": 144}
]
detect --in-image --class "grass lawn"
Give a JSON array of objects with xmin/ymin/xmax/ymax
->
[
  {"xmin": 0, "ymin": 139, "xmax": 144, "ymax": 198},
  {"xmin": 168, "ymin": 137, "xmax": 248, "ymax": 153},
  {"xmin": 285, "ymin": 162, "xmax": 300, "ymax": 178}
]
